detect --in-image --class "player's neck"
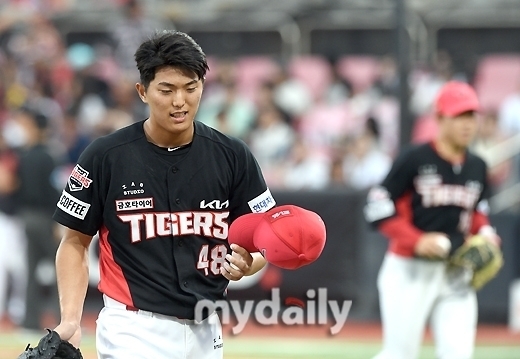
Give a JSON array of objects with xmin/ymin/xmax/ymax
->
[
  {"xmin": 143, "ymin": 119, "xmax": 194, "ymax": 149},
  {"xmin": 433, "ymin": 138, "xmax": 466, "ymax": 164}
]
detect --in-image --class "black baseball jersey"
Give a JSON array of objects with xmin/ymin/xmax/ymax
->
[
  {"xmin": 364, "ymin": 142, "xmax": 489, "ymax": 256},
  {"xmin": 53, "ymin": 120, "xmax": 276, "ymax": 319}
]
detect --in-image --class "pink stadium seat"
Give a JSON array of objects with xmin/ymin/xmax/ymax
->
[
  {"xmin": 336, "ymin": 55, "xmax": 381, "ymax": 94},
  {"xmin": 234, "ymin": 56, "xmax": 280, "ymax": 102},
  {"xmin": 298, "ymin": 101, "xmax": 360, "ymax": 156},
  {"xmin": 204, "ymin": 56, "xmax": 221, "ymax": 84},
  {"xmin": 287, "ymin": 55, "xmax": 333, "ymax": 101},
  {"xmin": 371, "ymin": 96, "xmax": 400, "ymax": 156},
  {"xmin": 474, "ymin": 54, "xmax": 520, "ymax": 112}
]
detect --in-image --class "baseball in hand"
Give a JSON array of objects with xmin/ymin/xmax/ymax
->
[{"xmin": 436, "ymin": 235, "xmax": 451, "ymax": 257}]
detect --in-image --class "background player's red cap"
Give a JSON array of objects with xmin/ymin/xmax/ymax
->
[
  {"xmin": 435, "ymin": 81, "xmax": 480, "ymax": 117},
  {"xmin": 228, "ymin": 205, "xmax": 326, "ymax": 270}
]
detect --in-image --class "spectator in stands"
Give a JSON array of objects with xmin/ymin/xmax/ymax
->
[
  {"xmin": 492, "ymin": 76, "xmax": 520, "ymax": 190},
  {"xmin": 0, "ymin": 132, "xmax": 26, "ymax": 328},
  {"xmin": 109, "ymin": 0, "xmax": 164, "ymax": 78},
  {"xmin": 410, "ymin": 50, "xmax": 456, "ymax": 117},
  {"xmin": 96, "ymin": 76, "xmax": 136, "ymax": 137},
  {"xmin": 50, "ymin": 107, "xmax": 92, "ymax": 196},
  {"xmin": 248, "ymin": 105, "xmax": 295, "ymax": 186},
  {"xmin": 109, "ymin": 73, "xmax": 145, "ymax": 123},
  {"xmin": 256, "ymin": 81, "xmax": 292, "ymax": 125},
  {"xmin": 375, "ymin": 55, "xmax": 399, "ymax": 98},
  {"xmin": 211, "ymin": 107, "xmax": 231, "ymax": 134},
  {"xmin": 325, "ymin": 59, "xmax": 352, "ymax": 105},
  {"xmin": 498, "ymin": 82, "xmax": 520, "ymax": 136},
  {"xmin": 471, "ymin": 112, "xmax": 512, "ymax": 190},
  {"xmin": 14, "ymin": 106, "xmax": 61, "ymax": 331},
  {"xmin": 342, "ymin": 117, "xmax": 392, "ymax": 190},
  {"xmin": 71, "ymin": 59, "xmax": 116, "ymax": 138},
  {"xmin": 282, "ymin": 136, "xmax": 330, "ymax": 190},
  {"xmin": 327, "ymin": 156, "xmax": 348, "ymax": 189},
  {"xmin": 272, "ymin": 68, "xmax": 313, "ymax": 121},
  {"xmin": 201, "ymin": 58, "xmax": 236, "ymax": 99},
  {"xmin": 60, "ymin": 107, "xmax": 92, "ymax": 165},
  {"xmin": 197, "ymin": 80, "xmax": 257, "ymax": 140}
]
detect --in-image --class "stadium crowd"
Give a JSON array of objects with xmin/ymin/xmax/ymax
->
[{"xmin": 0, "ymin": 0, "xmax": 519, "ymax": 333}]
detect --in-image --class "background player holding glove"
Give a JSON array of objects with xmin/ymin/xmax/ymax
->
[
  {"xmin": 46, "ymin": 30, "xmax": 275, "ymax": 359},
  {"xmin": 364, "ymin": 81, "xmax": 502, "ymax": 359}
]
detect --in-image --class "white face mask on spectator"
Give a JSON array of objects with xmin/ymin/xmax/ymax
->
[{"xmin": 2, "ymin": 119, "xmax": 28, "ymax": 148}]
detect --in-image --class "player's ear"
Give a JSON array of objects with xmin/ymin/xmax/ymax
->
[{"xmin": 135, "ymin": 83, "xmax": 148, "ymax": 104}]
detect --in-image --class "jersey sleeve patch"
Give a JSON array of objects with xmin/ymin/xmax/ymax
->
[
  {"xmin": 364, "ymin": 186, "xmax": 396, "ymax": 223},
  {"xmin": 116, "ymin": 197, "xmax": 154, "ymax": 211},
  {"xmin": 248, "ymin": 188, "xmax": 276, "ymax": 213},
  {"xmin": 68, "ymin": 164, "xmax": 93, "ymax": 191},
  {"xmin": 57, "ymin": 190, "xmax": 91, "ymax": 220}
]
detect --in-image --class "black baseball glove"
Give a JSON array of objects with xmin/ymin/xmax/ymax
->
[{"xmin": 17, "ymin": 329, "xmax": 83, "ymax": 359}]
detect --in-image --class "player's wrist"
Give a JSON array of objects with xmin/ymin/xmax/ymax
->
[{"xmin": 245, "ymin": 253, "xmax": 267, "ymax": 276}]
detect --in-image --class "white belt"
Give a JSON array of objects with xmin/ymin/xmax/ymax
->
[{"xmin": 102, "ymin": 294, "xmax": 215, "ymax": 324}]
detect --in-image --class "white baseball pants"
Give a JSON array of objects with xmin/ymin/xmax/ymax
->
[
  {"xmin": 373, "ymin": 252, "xmax": 477, "ymax": 359},
  {"xmin": 96, "ymin": 295, "xmax": 223, "ymax": 359}
]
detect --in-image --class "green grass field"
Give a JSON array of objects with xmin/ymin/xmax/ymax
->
[
  {"xmin": 224, "ymin": 337, "xmax": 520, "ymax": 359},
  {"xmin": 1, "ymin": 332, "xmax": 519, "ymax": 359}
]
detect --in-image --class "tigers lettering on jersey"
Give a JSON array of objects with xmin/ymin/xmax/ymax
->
[
  {"xmin": 118, "ymin": 211, "xmax": 229, "ymax": 243},
  {"xmin": 416, "ymin": 177, "xmax": 481, "ymax": 209}
]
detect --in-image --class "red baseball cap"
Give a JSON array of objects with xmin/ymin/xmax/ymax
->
[
  {"xmin": 228, "ymin": 205, "xmax": 327, "ymax": 270},
  {"xmin": 435, "ymin": 81, "xmax": 480, "ymax": 117}
]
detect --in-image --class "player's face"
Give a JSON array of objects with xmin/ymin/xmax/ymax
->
[
  {"xmin": 137, "ymin": 66, "xmax": 203, "ymax": 139},
  {"xmin": 441, "ymin": 111, "xmax": 478, "ymax": 149}
]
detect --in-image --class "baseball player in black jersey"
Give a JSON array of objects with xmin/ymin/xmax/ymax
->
[
  {"xmin": 365, "ymin": 81, "xmax": 501, "ymax": 359},
  {"xmin": 51, "ymin": 30, "xmax": 276, "ymax": 359}
]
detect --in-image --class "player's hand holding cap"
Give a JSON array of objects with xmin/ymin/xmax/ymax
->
[{"xmin": 228, "ymin": 205, "xmax": 326, "ymax": 270}]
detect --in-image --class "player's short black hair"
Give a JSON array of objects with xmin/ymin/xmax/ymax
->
[{"xmin": 134, "ymin": 30, "xmax": 209, "ymax": 89}]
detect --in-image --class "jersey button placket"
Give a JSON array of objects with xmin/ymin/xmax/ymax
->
[{"xmin": 172, "ymin": 167, "xmax": 178, "ymax": 174}]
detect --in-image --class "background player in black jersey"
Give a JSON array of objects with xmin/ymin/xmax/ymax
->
[
  {"xmin": 365, "ymin": 81, "xmax": 501, "ymax": 359},
  {"xmin": 51, "ymin": 30, "xmax": 275, "ymax": 359}
]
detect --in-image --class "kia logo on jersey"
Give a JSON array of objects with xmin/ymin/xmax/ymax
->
[
  {"xmin": 68, "ymin": 164, "xmax": 93, "ymax": 192},
  {"xmin": 200, "ymin": 199, "xmax": 229, "ymax": 210}
]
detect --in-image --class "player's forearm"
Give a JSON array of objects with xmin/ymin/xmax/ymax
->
[
  {"xmin": 378, "ymin": 216, "xmax": 424, "ymax": 249},
  {"xmin": 55, "ymin": 236, "xmax": 90, "ymax": 326},
  {"xmin": 469, "ymin": 211, "xmax": 490, "ymax": 234},
  {"xmin": 245, "ymin": 252, "xmax": 267, "ymax": 276}
]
